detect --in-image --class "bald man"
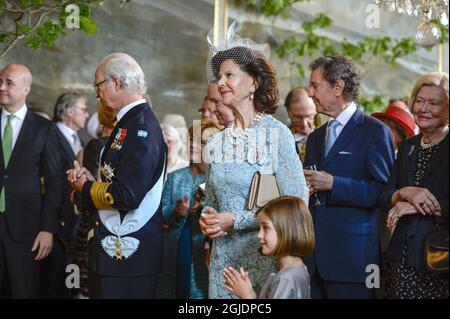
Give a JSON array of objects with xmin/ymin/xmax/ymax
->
[
  {"xmin": 284, "ymin": 87, "xmax": 317, "ymax": 162},
  {"xmin": 207, "ymin": 83, "xmax": 234, "ymax": 128},
  {"xmin": 0, "ymin": 64, "xmax": 62, "ymax": 298}
]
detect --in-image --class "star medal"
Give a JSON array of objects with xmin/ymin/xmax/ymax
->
[
  {"xmin": 114, "ymin": 238, "xmax": 123, "ymax": 260},
  {"xmin": 101, "ymin": 162, "xmax": 115, "ymax": 182},
  {"xmin": 111, "ymin": 128, "xmax": 127, "ymax": 150}
]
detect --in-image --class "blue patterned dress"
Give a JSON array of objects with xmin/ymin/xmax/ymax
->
[
  {"xmin": 157, "ymin": 167, "xmax": 208, "ymax": 299},
  {"xmin": 204, "ymin": 115, "xmax": 308, "ymax": 299}
]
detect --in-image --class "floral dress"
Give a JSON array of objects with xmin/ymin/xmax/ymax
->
[
  {"xmin": 391, "ymin": 143, "xmax": 449, "ymax": 299},
  {"xmin": 204, "ymin": 115, "xmax": 308, "ymax": 299}
]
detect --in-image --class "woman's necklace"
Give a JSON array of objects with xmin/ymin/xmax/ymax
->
[
  {"xmin": 420, "ymin": 126, "xmax": 449, "ymax": 149},
  {"xmin": 225, "ymin": 112, "xmax": 264, "ymax": 146}
]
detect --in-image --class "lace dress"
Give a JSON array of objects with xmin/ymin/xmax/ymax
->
[{"xmin": 204, "ymin": 115, "xmax": 308, "ymax": 299}]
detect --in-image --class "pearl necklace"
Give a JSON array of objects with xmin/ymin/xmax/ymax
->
[
  {"xmin": 225, "ymin": 112, "xmax": 264, "ymax": 146},
  {"xmin": 420, "ymin": 126, "xmax": 449, "ymax": 149}
]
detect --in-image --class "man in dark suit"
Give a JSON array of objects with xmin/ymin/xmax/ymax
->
[
  {"xmin": 67, "ymin": 53, "xmax": 167, "ymax": 298},
  {"xmin": 0, "ymin": 64, "xmax": 62, "ymax": 298},
  {"xmin": 38, "ymin": 92, "xmax": 90, "ymax": 298},
  {"xmin": 303, "ymin": 56, "xmax": 395, "ymax": 299}
]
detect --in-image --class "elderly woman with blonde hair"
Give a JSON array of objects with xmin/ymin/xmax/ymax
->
[
  {"xmin": 379, "ymin": 72, "xmax": 449, "ymax": 299},
  {"xmin": 161, "ymin": 124, "xmax": 189, "ymax": 174}
]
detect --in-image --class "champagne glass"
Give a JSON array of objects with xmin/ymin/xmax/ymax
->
[{"xmin": 304, "ymin": 165, "xmax": 322, "ymax": 206}]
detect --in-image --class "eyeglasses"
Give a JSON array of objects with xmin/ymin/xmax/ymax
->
[
  {"xmin": 290, "ymin": 114, "xmax": 316, "ymax": 122},
  {"xmin": 93, "ymin": 78, "xmax": 110, "ymax": 91},
  {"xmin": 72, "ymin": 106, "xmax": 89, "ymax": 114}
]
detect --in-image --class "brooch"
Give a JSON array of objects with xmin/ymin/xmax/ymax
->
[
  {"xmin": 408, "ymin": 145, "xmax": 415, "ymax": 156},
  {"xmin": 101, "ymin": 162, "xmax": 115, "ymax": 182},
  {"xmin": 111, "ymin": 128, "xmax": 127, "ymax": 150}
]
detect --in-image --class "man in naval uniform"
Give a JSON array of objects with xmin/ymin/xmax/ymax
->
[{"xmin": 67, "ymin": 53, "xmax": 167, "ymax": 298}]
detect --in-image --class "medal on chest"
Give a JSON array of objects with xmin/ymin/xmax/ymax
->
[
  {"xmin": 114, "ymin": 238, "xmax": 124, "ymax": 260},
  {"xmin": 100, "ymin": 162, "xmax": 115, "ymax": 183},
  {"xmin": 111, "ymin": 128, "xmax": 127, "ymax": 151}
]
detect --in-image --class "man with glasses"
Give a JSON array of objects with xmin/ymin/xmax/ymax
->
[
  {"xmin": 67, "ymin": 53, "xmax": 167, "ymax": 298},
  {"xmin": 284, "ymin": 87, "xmax": 317, "ymax": 162},
  {"xmin": 38, "ymin": 92, "xmax": 90, "ymax": 298},
  {"xmin": 53, "ymin": 92, "xmax": 89, "ymax": 157},
  {"xmin": 0, "ymin": 64, "xmax": 62, "ymax": 298}
]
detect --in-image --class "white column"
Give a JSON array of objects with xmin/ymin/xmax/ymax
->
[{"xmin": 214, "ymin": 0, "xmax": 228, "ymax": 46}]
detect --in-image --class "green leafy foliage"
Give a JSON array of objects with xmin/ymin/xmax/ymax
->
[
  {"xmin": 245, "ymin": 1, "xmax": 448, "ymax": 112},
  {"xmin": 358, "ymin": 94, "xmax": 388, "ymax": 114},
  {"xmin": 244, "ymin": 0, "xmax": 307, "ymax": 18},
  {"xmin": 0, "ymin": 0, "xmax": 129, "ymax": 58}
]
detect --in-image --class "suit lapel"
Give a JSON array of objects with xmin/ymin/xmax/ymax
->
[
  {"xmin": 101, "ymin": 125, "xmax": 119, "ymax": 163},
  {"xmin": 7, "ymin": 108, "xmax": 34, "ymax": 170},
  {"xmin": 314, "ymin": 125, "xmax": 326, "ymax": 169},
  {"xmin": 0, "ymin": 113, "xmax": 4, "ymax": 172},
  {"xmin": 56, "ymin": 128, "xmax": 76, "ymax": 160},
  {"xmin": 403, "ymin": 136, "xmax": 420, "ymax": 185},
  {"xmin": 323, "ymin": 110, "xmax": 364, "ymax": 166},
  {"xmin": 101, "ymin": 103, "xmax": 146, "ymax": 163}
]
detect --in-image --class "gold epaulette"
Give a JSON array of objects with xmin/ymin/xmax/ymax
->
[{"xmin": 90, "ymin": 182, "xmax": 114, "ymax": 209}]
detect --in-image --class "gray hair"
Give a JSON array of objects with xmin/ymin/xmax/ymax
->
[
  {"xmin": 100, "ymin": 52, "xmax": 147, "ymax": 95},
  {"xmin": 161, "ymin": 124, "xmax": 182, "ymax": 157},
  {"xmin": 53, "ymin": 91, "xmax": 86, "ymax": 123},
  {"xmin": 310, "ymin": 56, "xmax": 360, "ymax": 102}
]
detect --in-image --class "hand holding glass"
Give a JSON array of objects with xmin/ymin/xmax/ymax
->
[{"xmin": 305, "ymin": 165, "xmax": 322, "ymax": 206}]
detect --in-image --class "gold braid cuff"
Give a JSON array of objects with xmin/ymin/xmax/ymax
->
[{"xmin": 90, "ymin": 182, "xmax": 114, "ymax": 209}]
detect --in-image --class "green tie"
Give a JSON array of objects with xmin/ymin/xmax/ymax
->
[{"xmin": 0, "ymin": 115, "xmax": 14, "ymax": 213}]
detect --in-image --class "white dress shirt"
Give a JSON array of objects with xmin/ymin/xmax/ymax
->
[
  {"xmin": 56, "ymin": 122, "xmax": 82, "ymax": 155},
  {"xmin": 116, "ymin": 99, "xmax": 146, "ymax": 122},
  {"xmin": 328, "ymin": 102, "xmax": 357, "ymax": 139},
  {"xmin": 1, "ymin": 104, "xmax": 28, "ymax": 150}
]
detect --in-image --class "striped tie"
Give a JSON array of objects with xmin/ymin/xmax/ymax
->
[{"xmin": 324, "ymin": 119, "xmax": 340, "ymax": 157}]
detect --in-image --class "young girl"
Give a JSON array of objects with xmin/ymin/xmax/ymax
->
[{"xmin": 223, "ymin": 196, "xmax": 314, "ymax": 299}]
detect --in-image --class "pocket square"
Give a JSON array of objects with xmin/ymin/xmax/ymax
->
[{"xmin": 338, "ymin": 151, "xmax": 352, "ymax": 155}]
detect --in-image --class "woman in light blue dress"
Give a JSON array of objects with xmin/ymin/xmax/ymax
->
[{"xmin": 200, "ymin": 38, "xmax": 308, "ymax": 298}]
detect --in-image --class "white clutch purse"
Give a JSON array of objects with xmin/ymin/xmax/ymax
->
[{"xmin": 248, "ymin": 171, "xmax": 280, "ymax": 210}]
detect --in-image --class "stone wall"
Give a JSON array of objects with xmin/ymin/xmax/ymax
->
[{"xmin": 0, "ymin": 0, "xmax": 445, "ymax": 137}]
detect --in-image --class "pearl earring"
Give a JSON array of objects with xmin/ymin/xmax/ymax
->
[{"xmin": 250, "ymin": 91, "xmax": 254, "ymax": 100}]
